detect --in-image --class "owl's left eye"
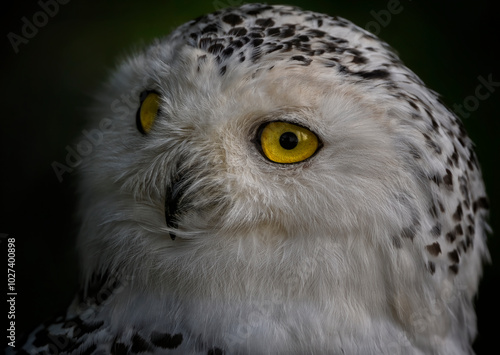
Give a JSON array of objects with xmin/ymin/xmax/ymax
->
[
  {"xmin": 256, "ymin": 121, "xmax": 320, "ymax": 164},
  {"xmin": 136, "ymin": 91, "xmax": 160, "ymax": 134}
]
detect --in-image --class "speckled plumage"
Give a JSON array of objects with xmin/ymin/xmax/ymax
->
[{"xmin": 17, "ymin": 4, "xmax": 489, "ymax": 354}]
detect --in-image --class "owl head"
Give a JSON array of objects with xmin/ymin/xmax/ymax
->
[{"xmin": 75, "ymin": 4, "xmax": 488, "ymax": 350}]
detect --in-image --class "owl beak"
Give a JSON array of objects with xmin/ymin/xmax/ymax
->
[{"xmin": 165, "ymin": 175, "xmax": 186, "ymax": 241}]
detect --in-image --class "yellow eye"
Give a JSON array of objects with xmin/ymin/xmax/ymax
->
[
  {"xmin": 258, "ymin": 121, "xmax": 320, "ymax": 164},
  {"xmin": 136, "ymin": 91, "xmax": 160, "ymax": 134}
]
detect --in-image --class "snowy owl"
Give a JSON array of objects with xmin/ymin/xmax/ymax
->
[{"xmin": 18, "ymin": 3, "xmax": 489, "ymax": 354}]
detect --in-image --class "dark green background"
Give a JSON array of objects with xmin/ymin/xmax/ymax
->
[{"xmin": 1, "ymin": 0, "xmax": 498, "ymax": 352}]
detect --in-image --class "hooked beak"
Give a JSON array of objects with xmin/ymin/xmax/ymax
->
[{"xmin": 165, "ymin": 175, "xmax": 186, "ymax": 240}]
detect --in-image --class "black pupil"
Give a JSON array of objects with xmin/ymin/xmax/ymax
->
[{"xmin": 279, "ymin": 132, "xmax": 299, "ymax": 150}]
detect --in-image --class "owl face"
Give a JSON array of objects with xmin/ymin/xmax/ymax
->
[
  {"xmin": 77, "ymin": 41, "xmax": 427, "ymax": 315},
  {"xmin": 82, "ymin": 44, "xmax": 420, "ymax": 245}
]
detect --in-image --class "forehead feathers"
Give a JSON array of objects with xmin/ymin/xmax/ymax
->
[{"xmin": 149, "ymin": 3, "xmax": 403, "ymax": 86}]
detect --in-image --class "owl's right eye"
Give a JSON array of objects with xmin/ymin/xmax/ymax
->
[{"xmin": 136, "ymin": 91, "xmax": 160, "ymax": 134}]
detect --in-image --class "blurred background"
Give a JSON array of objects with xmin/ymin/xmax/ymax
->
[{"xmin": 1, "ymin": 0, "xmax": 497, "ymax": 352}]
